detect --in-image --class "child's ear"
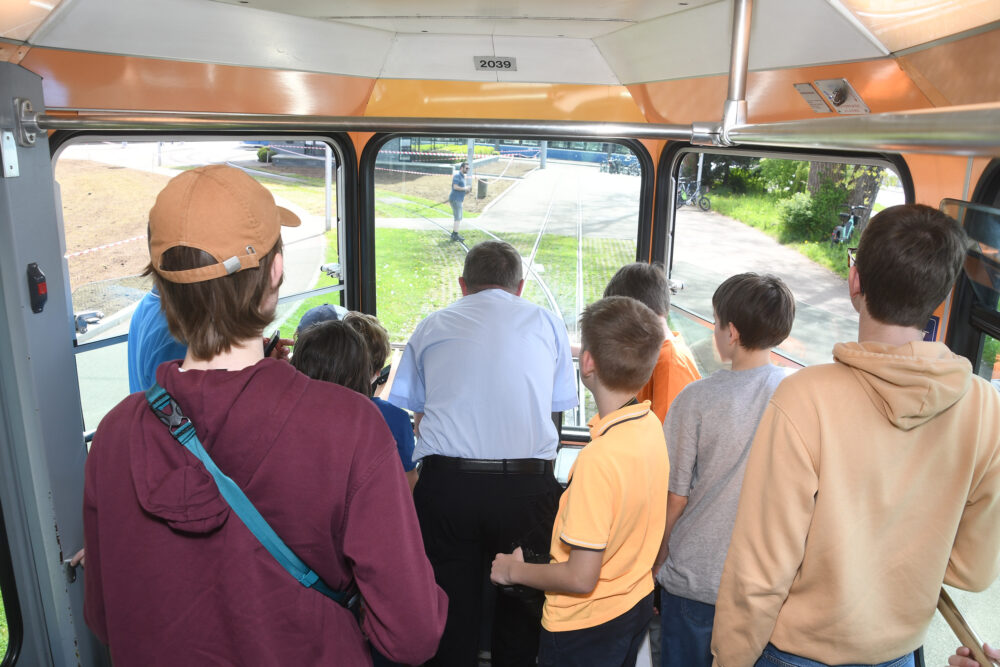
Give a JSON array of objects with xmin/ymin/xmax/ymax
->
[
  {"xmin": 579, "ymin": 349, "xmax": 595, "ymax": 378},
  {"xmin": 728, "ymin": 322, "xmax": 740, "ymax": 345}
]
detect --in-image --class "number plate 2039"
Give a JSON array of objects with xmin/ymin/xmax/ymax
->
[{"xmin": 474, "ymin": 56, "xmax": 517, "ymax": 71}]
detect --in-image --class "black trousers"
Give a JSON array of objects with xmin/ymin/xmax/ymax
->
[{"xmin": 414, "ymin": 463, "xmax": 562, "ymax": 666}]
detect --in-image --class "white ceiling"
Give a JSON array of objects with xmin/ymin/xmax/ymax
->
[
  {"xmin": 9, "ymin": 0, "xmax": 998, "ymax": 86},
  {"xmin": 206, "ymin": 0, "xmax": 718, "ymax": 39}
]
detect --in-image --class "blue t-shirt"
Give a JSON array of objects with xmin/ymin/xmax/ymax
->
[
  {"xmin": 127, "ymin": 290, "xmax": 188, "ymax": 393},
  {"xmin": 372, "ymin": 397, "xmax": 416, "ymax": 472},
  {"xmin": 449, "ymin": 171, "xmax": 467, "ymax": 204}
]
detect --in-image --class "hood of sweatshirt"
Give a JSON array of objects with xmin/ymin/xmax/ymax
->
[
  {"xmin": 128, "ymin": 358, "xmax": 307, "ymax": 534},
  {"xmin": 832, "ymin": 341, "xmax": 972, "ymax": 431}
]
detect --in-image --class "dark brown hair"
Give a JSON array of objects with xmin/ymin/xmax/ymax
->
[
  {"xmin": 712, "ymin": 273, "xmax": 795, "ymax": 350},
  {"xmin": 291, "ymin": 320, "xmax": 373, "ymax": 396},
  {"xmin": 603, "ymin": 262, "xmax": 670, "ymax": 317},
  {"xmin": 147, "ymin": 237, "xmax": 283, "ymax": 360},
  {"xmin": 463, "ymin": 241, "xmax": 522, "ymax": 292},
  {"xmin": 343, "ymin": 312, "xmax": 392, "ymax": 378},
  {"xmin": 580, "ymin": 296, "xmax": 663, "ymax": 393},
  {"xmin": 856, "ymin": 204, "xmax": 968, "ymax": 328}
]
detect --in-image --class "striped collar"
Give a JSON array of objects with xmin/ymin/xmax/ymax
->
[{"xmin": 587, "ymin": 400, "xmax": 652, "ymax": 439}]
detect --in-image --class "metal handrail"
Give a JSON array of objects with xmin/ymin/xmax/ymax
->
[
  {"xmin": 24, "ymin": 103, "xmax": 1000, "ymax": 157},
  {"xmin": 727, "ymin": 103, "xmax": 1000, "ymax": 156},
  {"xmin": 32, "ymin": 112, "xmax": 694, "ymax": 141}
]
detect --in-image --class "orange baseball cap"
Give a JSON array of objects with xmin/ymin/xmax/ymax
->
[{"xmin": 148, "ymin": 165, "xmax": 300, "ymax": 284}]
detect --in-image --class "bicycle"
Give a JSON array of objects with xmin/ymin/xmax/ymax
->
[
  {"xmin": 675, "ymin": 178, "xmax": 711, "ymax": 211},
  {"xmin": 831, "ymin": 205, "xmax": 867, "ymax": 244}
]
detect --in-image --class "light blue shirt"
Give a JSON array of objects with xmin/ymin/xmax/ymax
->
[
  {"xmin": 449, "ymin": 171, "xmax": 468, "ymax": 204},
  {"xmin": 127, "ymin": 289, "xmax": 188, "ymax": 393},
  {"xmin": 389, "ymin": 289, "xmax": 578, "ymax": 461}
]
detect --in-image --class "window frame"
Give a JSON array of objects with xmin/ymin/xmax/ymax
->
[
  {"xmin": 946, "ymin": 158, "xmax": 1000, "ymax": 372},
  {"xmin": 358, "ymin": 133, "xmax": 655, "ymax": 315},
  {"xmin": 48, "ymin": 131, "xmax": 359, "ymax": 354},
  {"xmin": 654, "ymin": 143, "xmax": 914, "ymax": 357}
]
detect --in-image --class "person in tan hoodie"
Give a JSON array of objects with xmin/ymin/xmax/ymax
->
[{"xmin": 711, "ymin": 204, "xmax": 1000, "ymax": 667}]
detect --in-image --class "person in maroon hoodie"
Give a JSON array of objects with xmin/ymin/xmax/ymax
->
[{"xmin": 83, "ymin": 165, "xmax": 446, "ymax": 666}]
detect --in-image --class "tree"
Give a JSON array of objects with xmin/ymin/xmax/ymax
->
[
  {"xmin": 843, "ymin": 165, "xmax": 883, "ymax": 230},
  {"xmin": 806, "ymin": 161, "xmax": 883, "ymax": 234},
  {"xmin": 807, "ymin": 161, "xmax": 844, "ymax": 195}
]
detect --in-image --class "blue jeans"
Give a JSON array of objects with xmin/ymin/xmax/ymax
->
[
  {"xmin": 450, "ymin": 198, "xmax": 464, "ymax": 222},
  {"xmin": 660, "ymin": 591, "xmax": 714, "ymax": 667},
  {"xmin": 754, "ymin": 643, "xmax": 916, "ymax": 667}
]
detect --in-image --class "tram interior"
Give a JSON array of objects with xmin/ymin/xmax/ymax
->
[{"xmin": 1, "ymin": 0, "xmax": 999, "ymax": 665}]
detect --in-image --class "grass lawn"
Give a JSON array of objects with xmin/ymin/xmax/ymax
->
[
  {"xmin": 712, "ymin": 192, "xmax": 855, "ymax": 279},
  {"xmin": 273, "ymin": 227, "xmax": 637, "ymax": 344},
  {"xmin": 1, "ymin": 588, "xmax": 7, "ymax": 659},
  {"xmin": 264, "ymin": 180, "xmax": 333, "ymax": 217},
  {"xmin": 374, "ymin": 190, "xmax": 480, "ymax": 219}
]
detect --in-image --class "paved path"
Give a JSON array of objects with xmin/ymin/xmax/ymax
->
[
  {"xmin": 466, "ymin": 162, "xmax": 856, "ymax": 367},
  {"xmin": 671, "ymin": 206, "xmax": 856, "ymax": 367}
]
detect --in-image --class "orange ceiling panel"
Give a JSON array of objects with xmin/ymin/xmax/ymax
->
[
  {"xmin": 19, "ymin": 48, "xmax": 376, "ymax": 116},
  {"xmin": 897, "ymin": 28, "xmax": 1000, "ymax": 107},
  {"xmin": 364, "ymin": 79, "xmax": 647, "ymax": 123},
  {"xmin": 628, "ymin": 59, "xmax": 933, "ymax": 125}
]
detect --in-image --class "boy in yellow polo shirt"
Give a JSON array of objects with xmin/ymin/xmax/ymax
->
[{"xmin": 491, "ymin": 296, "xmax": 668, "ymax": 666}]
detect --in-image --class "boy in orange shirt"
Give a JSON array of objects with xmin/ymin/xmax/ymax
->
[
  {"xmin": 491, "ymin": 296, "xmax": 669, "ymax": 666},
  {"xmin": 604, "ymin": 263, "xmax": 701, "ymax": 423}
]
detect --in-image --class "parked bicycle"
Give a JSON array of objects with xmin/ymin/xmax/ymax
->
[
  {"xmin": 675, "ymin": 178, "xmax": 711, "ymax": 211},
  {"xmin": 831, "ymin": 204, "xmax": 868, "ymax": 244}
]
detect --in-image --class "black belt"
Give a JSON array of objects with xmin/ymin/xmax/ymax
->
[{"xmin": 421, "ymin": 455, "xmax": 552, "ymax": 475}]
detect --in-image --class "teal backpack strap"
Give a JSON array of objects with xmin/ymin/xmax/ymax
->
[{"xmin": 145, "ymin": 382, "xmax": 357, "ymax": 608}]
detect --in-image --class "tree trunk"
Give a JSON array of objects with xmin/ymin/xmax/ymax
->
[
  {"xmin": 807, "ymin": 161, "xmax": 845, "ymax": 194},
  {"xmin": 845, "ymin": 166, "xmax": 883, "ymax": 230}
]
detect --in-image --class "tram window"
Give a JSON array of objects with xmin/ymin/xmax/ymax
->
[
  {"xmin": 373, "ymin": 136, "xmax": 643, "ymax": 426},
  {"xmin": 55, "ymin": 138, "xmax": 344, "ymax": 430},
  {"xmin": 981, "ymin": 334, "xmax": 1000, "ymax": 389},
  {"xmin": 0, "ymin": 589, "xmax": 7, "ymax": 662},
  {"xmin": 669, "ymin": 150, "xmax": 903, "ymax": 370}
]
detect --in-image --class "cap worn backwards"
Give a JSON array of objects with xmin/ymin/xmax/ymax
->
[{"xmin": 148, "ymin": 164, "xmax": 300, "ymax": 284}]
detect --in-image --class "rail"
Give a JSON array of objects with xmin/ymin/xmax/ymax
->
[
  {"xmin": 728, "ymin": 102, "xmax": 1000, "ymax": 156},
  {"xmin": 22, "ymin": 104, "xmax": 1000, "ymax": 157}
]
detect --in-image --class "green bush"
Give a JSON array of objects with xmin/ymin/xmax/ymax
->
[
  {"xmin": 779, "ymin": 192, "xmax": 815, "ymax": 242},
  {"xmin": 727, "ymin": 166, "xmax": 763, "ymax": 195},
  {"xmin": 759, "ymin": 158, "xmax": 808, "ymax": 194},
  {"xmin": 778, "ymin": 184, "xmax": 847, "ymax": 243},
  {"xmin": 256, "ymin": 146, "xmax": 275, "ymax": 163},
  {"xmin": 812, "ymin": 182, "xmax": 848, "ymax": 235}
]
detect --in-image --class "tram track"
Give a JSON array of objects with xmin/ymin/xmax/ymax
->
[{"xmin": 376, "ymin": 196, "xmax": 564, "ymax": 321}]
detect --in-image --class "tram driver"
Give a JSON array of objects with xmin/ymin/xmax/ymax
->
[{"xmin": 389, "ymin": 240, "xmax": 578, "ymax": 666}]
